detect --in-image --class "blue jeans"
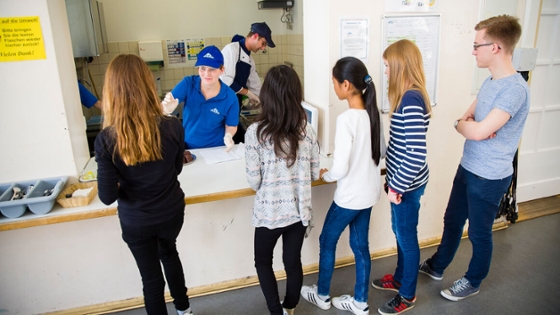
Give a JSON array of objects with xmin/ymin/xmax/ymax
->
[
  {"xmin": 318, "ymin": 202, "xmax": 372, "ymax": 303},
  {"xmin": 391, "ymin": 183, "xmax": 426, "ymax": 300},
  {"xmin": 120, "ymin": 211, "xmax": 190, "ymax": 315},
  {"xmin": 430, "ymin": 165, "xmax": 512, "ymax": 288},
  {"xmin": 254, "ymin": 221, "xmax": 307, "ymax": 315}
]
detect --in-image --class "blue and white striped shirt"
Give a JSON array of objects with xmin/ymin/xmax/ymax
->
[{"xmin": 386, "ymin": 90, "xmax": 430, "ymax": 194}]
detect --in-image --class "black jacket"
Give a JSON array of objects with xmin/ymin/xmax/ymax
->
[{"xmin": 95, "ymin": 117, "xmax": 185, "ymax": 226}]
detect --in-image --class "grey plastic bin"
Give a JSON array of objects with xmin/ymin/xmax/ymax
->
[{"xmin": 0, "ymin": 177, "xmax": 68, "ymax": 218}]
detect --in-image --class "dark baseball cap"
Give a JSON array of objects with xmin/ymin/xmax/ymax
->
[{"xmin": 250, "ymin": 22, "xmax": 276, "ymax": 48}]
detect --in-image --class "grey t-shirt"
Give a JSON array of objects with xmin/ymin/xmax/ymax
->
[{"xmin": 460, "ymin": 73, "xmax": 530, "ymax": 180}]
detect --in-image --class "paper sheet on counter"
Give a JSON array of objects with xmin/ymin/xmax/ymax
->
[{"xmin": 192, "ymin": 144, "xmax": 245, "ymax": 165}]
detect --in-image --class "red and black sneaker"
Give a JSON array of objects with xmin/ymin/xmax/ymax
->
[
  {"xmin": 378, "ymin": 294, "xmax": 416, "ymax": 315},
  {"xmin": 372, "ymin": 274, "xmax": 401, "ymax": 292}
]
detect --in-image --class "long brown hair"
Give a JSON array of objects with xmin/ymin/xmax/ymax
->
[
  {"xmin": 383, "ymin": 39, "xmax": 432, "ymax": 117},
  {"xmin": 255, "ymin": 65, "xmax": 306, "ymax": 168},
  {"xmin": 102, "ymin": 54, "xmax": 164, "ymax": 166}
]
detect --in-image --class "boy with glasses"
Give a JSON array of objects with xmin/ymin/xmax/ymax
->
[{"xmin": 418, "ymin": 15, "xmax": 530, "ymax": 302}]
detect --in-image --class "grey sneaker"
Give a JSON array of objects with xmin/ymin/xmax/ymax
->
[
  {"xmin": 301, "ymin": 284, "xmax": 331, "ymax": 310},
  {"xmin": 419, "ymin": 258, "xmax": 443, "ymax": 281},
  {"xmin": 440, "ymin": 277, "xmax": 480, "ymax": 301},
  {"xmin": 378, "ymin": 294, "xmax": 416, "ymax": 315}
]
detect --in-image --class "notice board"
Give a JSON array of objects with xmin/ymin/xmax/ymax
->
[{"xmin": 381, "ymin": 14, "xmax": 441, "ymax": 112}]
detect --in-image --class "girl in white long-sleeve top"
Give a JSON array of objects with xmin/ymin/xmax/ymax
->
[{"xmin": 301, "ymin": 56, "xmax": 383, "ymax": 315}]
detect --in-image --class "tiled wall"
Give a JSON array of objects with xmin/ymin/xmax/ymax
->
[{"xmin": 79, "ymin": 34, "xmax": 304, "ymax": 103}]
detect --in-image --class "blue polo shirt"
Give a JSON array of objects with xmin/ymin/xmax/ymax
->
[{"xmin": 171, "ymin": 76, "xmax": 239, "ymax": 149}]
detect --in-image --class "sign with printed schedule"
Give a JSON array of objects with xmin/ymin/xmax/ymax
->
[
  {"xmin": 167, "ymin": 39, "xmax": 187, "ymax": 64},
  {"xmin": 186, "ymin": 38, "xmax": 204, "ymax": 61},
  {"xmin": 381, "ymin": 14, "xmax": 441, "ymax": 112},
  {"xmin": 0, "ymin": 16, "xmax": 46, "ymax": 62},
  {"xmin": 166, "ymin": 38, "xmax": 205, "ymax": 65}
]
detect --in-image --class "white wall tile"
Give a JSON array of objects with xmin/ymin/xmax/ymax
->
[
  {"xmin": 174, "ymin": 68, "xmax": 185, "ymax": 80},
  {"xmin": 97, "ymin": 53, "xmax": 110, "ymax": 64},
  {"xmin": 128, "ymin": 41, "xmax": 139, "ymax": 52},
  {"xmin": 118, "ymin": 42, "xmax": 129, "ymax": 53},
  {"xmin": 107, "ymin": 42, "xmax": 119, "ymax": 53}
]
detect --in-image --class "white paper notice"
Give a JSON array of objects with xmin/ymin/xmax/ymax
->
[
  {"xmin": 340, "ymin": 18, "xmax": 369, "ymax": 60},
  {"xmin": 194, "ymin": 144, "xmax": 245, "ymax": 165}
]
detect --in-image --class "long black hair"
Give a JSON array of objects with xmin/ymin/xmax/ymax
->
[
  {"xmin": 332, "ymin": 57, "xmax": 381, "ymax": 165},
  {"xmin": 255, "ymin": 65, "xmax": 307, "ymax": 167}
]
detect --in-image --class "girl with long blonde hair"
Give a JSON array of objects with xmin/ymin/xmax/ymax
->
[
  {"xmin": 372, "ymin": 39, "xmax": 431, "ymax": 315},
  {"xmin": 95, "ymin": 54, "xmax": 193, "ymax": 315}
]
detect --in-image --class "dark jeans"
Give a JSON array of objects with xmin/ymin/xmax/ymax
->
[
  {"xmin": 254, "ymin": 221, "xmax": 307, "ymax": 315},
  {"xmin": 120, "ymin": 211, "xmax": 190, "ymax": 315},
  {"xmin": 318, "ymin": 202, "xmax": 372, "ymax": 303},
  {"xmin": 430, "ymin": 165, "xmax": 512, "ymax": 288},
  {"xmin": 390, "ymin": 184, "xmax": 426, "ymax": 299}
]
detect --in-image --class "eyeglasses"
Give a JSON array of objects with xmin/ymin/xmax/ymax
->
[{"xmin": 473, "ymin": 42, "xmax": 501, "ymax": 51}]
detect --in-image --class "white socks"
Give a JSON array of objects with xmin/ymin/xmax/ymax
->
[{"xmin": 354, "ymin": 300, "xmax": 368, "ymax": 309}]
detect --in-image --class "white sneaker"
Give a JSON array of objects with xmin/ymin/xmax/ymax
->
[
  {"xmin": 332, "ymin": 295, "xmax": 369, "ymax": 315},
  {"xmin": 177, "ymin": 307, "xmax": 193, "ymax": 315},
  {"xmin": 300, "ymin": 284, "xmax": 331, "ymax": 310}
]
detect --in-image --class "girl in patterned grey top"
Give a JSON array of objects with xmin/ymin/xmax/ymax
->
[{"xmin": 245, "ymin": 65, "xmax": 320, "ymax": 315}]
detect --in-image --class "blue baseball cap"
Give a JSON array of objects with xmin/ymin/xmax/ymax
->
[
  {"xmin": 251, "ymin": 22, "xmax": 276, "ymax": 48},
  {"xmin": 195, "ymin": 45, "xmax": 224, "ymax": 68}
]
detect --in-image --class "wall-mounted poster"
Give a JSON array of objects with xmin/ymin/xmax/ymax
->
[
  {"xmin": 167, "ymin": 38, "xmax": 205, "ymax": 65},
  {"xmin": 340, "ymin": 18, "xmax": 369, "ymax": 60},
  {"xmin": 167, "ymin": 39, "xmax": 186, "ymax": 64},
  {"xmin": 385, "ymin": 0, "xmax": 440, "ymax": 13},
  {"xmin": 381, "ymin": 14, "xmax": 441, "ymax": 112},
  {"xmin": 186, "ymin": 38, "xmax": 204, "ymax": 61}
]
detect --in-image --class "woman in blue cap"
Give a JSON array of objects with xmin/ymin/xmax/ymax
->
[{"xmin": 162, "ymin": 45, "xmax": 239, "ymax": 151}]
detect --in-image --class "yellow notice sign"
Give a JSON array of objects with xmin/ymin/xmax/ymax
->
[{"xmin": 0, "ymin": 16, "xmax": 46, "ymax": 62}]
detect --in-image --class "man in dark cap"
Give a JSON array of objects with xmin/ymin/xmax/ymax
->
[{"xmin": 221, "ymin": 22, "xmax": 275, "ymax": 143}]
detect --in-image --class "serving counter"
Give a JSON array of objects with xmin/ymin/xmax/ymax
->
[
  {"xmin": 0, "ymin": 145, "xmax": 346, "ymax": 314},
  {"xmin": 0, "ymin": 145, "xmax": 335, "ymax": 231}
]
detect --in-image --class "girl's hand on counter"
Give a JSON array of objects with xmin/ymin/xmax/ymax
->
[{"xmin": 320, "ymin": 168, "xmax": 329, "ymax": 181}]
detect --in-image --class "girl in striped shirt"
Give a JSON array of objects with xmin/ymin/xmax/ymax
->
[{"xmin": 372, "ymin": 39, "xmax": 432, "ymax": 315}]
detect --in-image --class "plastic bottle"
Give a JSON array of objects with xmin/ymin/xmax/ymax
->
[{"xmin": 156, "ymin": 77, "xmax": 162, "ymax": 97}]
